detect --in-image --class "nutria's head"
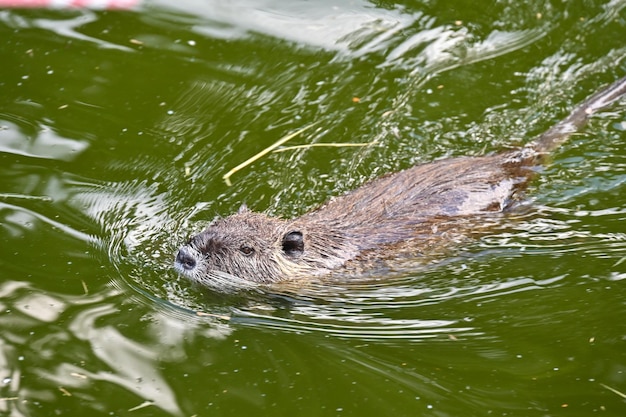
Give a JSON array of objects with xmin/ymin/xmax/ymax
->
[{"xmin": 174, "ymin": 208, "xmax": 357, "ymax": 291}]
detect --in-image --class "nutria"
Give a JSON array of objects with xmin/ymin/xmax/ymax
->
[{"xmin": 175, "ymin": 75, "xmax": 626, "ymax": 291}]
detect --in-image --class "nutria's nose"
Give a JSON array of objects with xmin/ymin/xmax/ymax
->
[{"xmin": 176, "ymin": 247, "xmax": 197, "ymax": 270}]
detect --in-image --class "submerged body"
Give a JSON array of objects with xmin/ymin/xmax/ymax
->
[{"xmin": 175, "ymin": 76, "xmax": 626, "ymax": 291}]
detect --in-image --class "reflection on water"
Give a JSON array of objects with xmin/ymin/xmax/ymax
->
[
  {"xmin": 0, "ymin": 116, "xmax": 89, "ymax": 162},
  {"xmin": 1, "ymin": 0, "xmax": 626, "ymax": 415},
  {"xmin": 0, "ymin": 280, "xmax": 231, "ymax": 416}
]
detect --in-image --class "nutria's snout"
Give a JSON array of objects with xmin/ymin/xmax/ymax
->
[
  {"xmin": 174, "ymin": 245, "xmax": 207, "ymax": 281},
  {"xmin": 175, "ymin": 246, "xmax": 197, "ymax": 271}
]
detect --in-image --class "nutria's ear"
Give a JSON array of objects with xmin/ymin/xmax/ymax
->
[
  {"xmin": 282, "ymin": 231, "xmax": 304, "ymax": 257},
  {"xmin": 238, "ymin": 203, "xmax": 250, "ymax": 214}
]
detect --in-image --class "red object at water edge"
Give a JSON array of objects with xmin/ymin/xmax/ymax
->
[{"xmin": 0, "ymin": 0, "xmax": 139, "ymax": 9}]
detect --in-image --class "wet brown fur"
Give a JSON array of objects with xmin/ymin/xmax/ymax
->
[{"xmin": 175, "ymin": 76, "xmax": 626, "ymax": 291}]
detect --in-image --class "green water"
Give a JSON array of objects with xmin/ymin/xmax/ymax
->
[{"xmin": 1, "ymin": 0, "xmax": 626, "ymax": 416}]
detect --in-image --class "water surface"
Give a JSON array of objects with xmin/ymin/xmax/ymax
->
[{"xmin": 1, "ymin": 0, "xmax": 626, "ymax": 416}]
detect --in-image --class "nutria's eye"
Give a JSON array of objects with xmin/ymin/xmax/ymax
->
[{"xmin": 239, "ymin": 245, "xmax": 254, "ymax": 256}]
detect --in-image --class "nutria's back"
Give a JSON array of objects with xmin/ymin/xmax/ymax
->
[{"xmin": 175, "ymin": 75, "xmax": 626, "ymax": 292}]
